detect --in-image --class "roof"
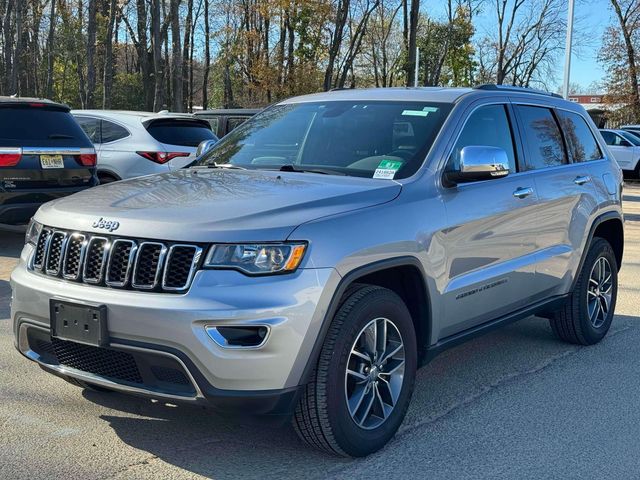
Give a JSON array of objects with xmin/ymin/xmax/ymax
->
[
  {"xmin": 279, "ymin": 85, "xmax": 567, "ymax": 105},
  {"xmin": 0, "ymin": 96, "xmax": 69, "ymax": 109},
  {"xmin": 280, "ymin": 87, "xmax": 474, "ymax": 105},
  {"xmin": 70, "ymin": 109, "xmax": 206, "ymax": 129}
]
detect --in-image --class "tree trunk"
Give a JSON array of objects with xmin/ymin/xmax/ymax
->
[
  {"xmin": 103, "ymin": 0, "xmax": 117, "ymax": 108},
  {"xmin": 3, "ymin": 0, "xmax": 13, "ymax": 94},
  {"xmin": 45, "ymin": 0, "xmax": 56, "ymax": 98},
  {"xmin": 151, "ymin": 0, "xmax": 164, "ymax": 111},
  {"xmin": 86, "ymin": 0, "xmax": 97, "ymax": 108},
  {"xmin": 202, "ymin": 0, "xmax": 210, "ymax": 109},
  {"xmin": 182, "ymin": 0, "xmax": 193, "ymax": 110},
  {"xmin": 11, "ymin": 0, "xmax": 23, "ymax": 95},
  {"xmin": 170, "ymin": 0, "xmax": 183, "ymax": 112},
  {"xmin": 136, "ymin": 0, "xmax": 153, "ymax": 110},
  {"xmin": 324, "ymin": 0, "xmax": 349, "ymax": 91}
]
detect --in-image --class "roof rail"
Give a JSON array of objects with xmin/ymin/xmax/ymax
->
[{"xmin": 473, "ymin": 84, "xmax": 563, "ymax": 99}]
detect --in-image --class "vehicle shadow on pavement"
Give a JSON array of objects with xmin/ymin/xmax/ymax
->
[{"xmin": 76, "ymin": 315, "xmax": 640, "ymax": 480}]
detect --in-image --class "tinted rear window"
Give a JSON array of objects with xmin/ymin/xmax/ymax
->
[
  {"xmin": 146, "ymin": 119, "xmax": 217, "ymax": 147},
  {"xmin": 0, "ymin": 105, "xmax": 92, "ymax": 147}
]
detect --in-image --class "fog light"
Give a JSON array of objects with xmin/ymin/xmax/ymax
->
[{"xmin": 205, "ymin": 326, "xmax": 269, "ymax": 348}]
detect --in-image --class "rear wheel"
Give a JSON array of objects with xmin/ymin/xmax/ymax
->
[
  {"xmin": 97, "ymin": 172, "xmax": 119, "ymax": 185},
  {"xmin": 550, "ymin": 238, "xmax": 618, "ymax": 345},
  {"xmin": 293, "ymin": 285, "xmax": 417, "ymax": 457}
]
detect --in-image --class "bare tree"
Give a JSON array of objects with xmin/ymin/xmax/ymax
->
[
  {"xmin": 170, "ymin": 0, "xmax": 183, "ymax": 111},
  {"xmin": 103, "ymin": 0, "xmax": 118, "ymax": 108},
  {"xmin": 609, "ymin": 0, "xmax": 640, "ymax": 120}
]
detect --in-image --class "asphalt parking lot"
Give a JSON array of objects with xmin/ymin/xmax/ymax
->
[{"xmin": 1, "ymin": 185, "xmax": 640, "ymax": 480}]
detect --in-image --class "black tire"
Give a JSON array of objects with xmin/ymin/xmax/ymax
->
[
  {"xmin": 549, "ymin": 237, "xmax": 618, "ymax": 345},
  {"xmin": 98, "ymin": 173, "xmax": 119, "ymax": 185},
  {"xmin": 292, "ymin": 285, "xmax": 417, "ymax": 457}
]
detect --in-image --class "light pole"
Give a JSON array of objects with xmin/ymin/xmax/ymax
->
[{"xmin": 562, "ymin": 0, "xmax": 576, "ymax": 99}]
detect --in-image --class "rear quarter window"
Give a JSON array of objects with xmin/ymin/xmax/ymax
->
[
  {"xmin": 556, "ymin": 110, "xmax": 603, "ymax": 162},
  {"xmin": 0, "ymin": 106, "xmax": 93, "ymax": 148},
  {"xmin": 145, "ymin": 119, "xmax": 217, "ymax": 147}
]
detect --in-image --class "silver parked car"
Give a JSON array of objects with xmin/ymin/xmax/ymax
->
[
  {"xmin": 72, "ymin": 110, "xmax": 218, "ymax": 183},
  {"xmin": 13, "ymin": 85, "xmax": 624, "ymax": 457},
  {"xmin": 599, "ymin": 128, "xmax": 640, "ymax": 176}
]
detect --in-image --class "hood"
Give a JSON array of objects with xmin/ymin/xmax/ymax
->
[{"xmin": 36, "ymin": 169, "xmax": 402, "ymax": 242}]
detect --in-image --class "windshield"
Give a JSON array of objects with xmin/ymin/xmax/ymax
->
[
  {"xmin": 619, "ymin": 130, "xmax": 640, "ymax": 146},
  {"xmin": 193, "ymin": 101, "xmax": 452, "ymax": 179}
]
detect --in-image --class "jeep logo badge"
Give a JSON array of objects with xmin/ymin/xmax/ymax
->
[{"xmin": 92, "ymin": 217, "xmax": 120, "ymax": 232}]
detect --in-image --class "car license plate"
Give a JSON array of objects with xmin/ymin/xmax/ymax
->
[
  {"xmin": 50, "ymin": 300, "xmax": 108, "ymax": 347},
  {"xmin": 40, "ymin": 154, "xmax": 64, "ymax": 169}
]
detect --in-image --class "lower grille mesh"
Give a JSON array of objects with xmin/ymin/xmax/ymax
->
[{"xmin": 52, "ymin": 338, "xmax": 143, "ymax": 384}]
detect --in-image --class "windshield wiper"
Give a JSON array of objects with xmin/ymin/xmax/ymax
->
[
  {"xmin": 279, "ymin": 164, "xmax": 346, "ymax": 176},
  {"xmin": 193, "ymin": 162, "xmax": 247, "ymax": 170},
  {"xmin": 48, "ymin": 134, "xmax": 75, "ymax": 139}
]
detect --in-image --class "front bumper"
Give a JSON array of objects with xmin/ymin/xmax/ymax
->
[{"xmin": 11, "ymin": 244, "xmax": 340, "ymax": 414}]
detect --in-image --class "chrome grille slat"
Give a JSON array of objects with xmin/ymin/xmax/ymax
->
[
  {"xmin": 29, "ymin": 227, "xmax": 199, "ymax": 293},
  {"xmin": 33, "ymin": 228, "xmax": 52, "ymax": 270},
  {"xmin": 83, "ymin": 237, "xmax": 110, "ymax": 284},
  {"xmin": 132, "ymin": 242, "xmax": 168, "ymax": 290},
  {"xmin": 45, "ymin": 231, "xmax": 68, "ymax": 276},
  {"xmin": 62, "ymin": 233, "xmax": 87, "ymax": 280},
  {"xmin": 162, "ymin": 245, "xmax": 202, "ymax": 291},
  {"xmin": 106, "ymin": 239, "xmax": 137, "ymax": 288}
]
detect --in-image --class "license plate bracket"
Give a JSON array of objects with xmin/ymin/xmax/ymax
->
[
  {"xmin": 40, "ymin": 154, "xmax": 64, "ymax": 169},
  {"xmin": 50, "ymin": 300, "xmax": 108, "ymax": 347}
]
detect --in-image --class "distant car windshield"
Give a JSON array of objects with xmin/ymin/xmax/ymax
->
[
  {"xmin": 193, "ymin": 101, "xmax": 453, "ymax": 179},
  {"xmin": 619, "ymin": 130, "xmax": 640, "ymax": 146}
]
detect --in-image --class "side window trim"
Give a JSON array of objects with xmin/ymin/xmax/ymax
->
[{"xmin": 551, "ymin": 108, "xmax": 572, "ymax": 164}]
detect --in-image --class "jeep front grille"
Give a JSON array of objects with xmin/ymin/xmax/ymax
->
[{"xmin": 31, "ymin": 228, "xmax": 202, "ymax": 293}]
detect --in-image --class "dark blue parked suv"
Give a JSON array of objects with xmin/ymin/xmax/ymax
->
[{"xmin": 0, "ymin": 97, "xmax": 97, "ymax": 226}]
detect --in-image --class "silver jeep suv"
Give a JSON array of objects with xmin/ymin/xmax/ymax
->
[{"xmin": 12, "ymin": 85, "xmax": 624, "ymax": 457}]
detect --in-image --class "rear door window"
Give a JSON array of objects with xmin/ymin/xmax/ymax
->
[
  {"xmin": 101, "ymin": 120, "xmax": 129, "ymax": 143},
  {"xmin": 0, "ymin": 106, "xmax": 92, "ymax": 147},
  {"xmin": 556, "ymin": 110, "xmax": 603, "ymax": 162},
  {"xmin": 75, "ymin": 116, "xmax": 101, "ymax": 143},
  {"xmin": 515, "ymin": 105, "xmax": 567, "ymax": 170},
  {"xmin": 146, "ymin": 119, "xmax": 217, "ymax": 147}
]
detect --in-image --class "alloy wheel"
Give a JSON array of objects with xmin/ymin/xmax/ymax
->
[
  {"xmin": 344, "ymin": 317, "xmax": 405, "ymax": 430},
  {"xmin": 587, "ymin": 256, "xmax": 613, "ymax": 329}
]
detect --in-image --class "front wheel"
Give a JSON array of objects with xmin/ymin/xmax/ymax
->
[
  {"xmin": 293, "ymin": 285, "xmax": 417, "ymax": 457},
  {"xmin": 550, "ymin": 238, "xmax": 618, "ymax": 345}
]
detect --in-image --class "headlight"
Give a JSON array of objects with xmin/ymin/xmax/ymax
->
[
  {"xmin": 204, "ymin": 243, "xmax": 307, "ymax": 275},
  {"xmin": 25, "ymin": 219, "xmax": 42, "ymax": 246}
]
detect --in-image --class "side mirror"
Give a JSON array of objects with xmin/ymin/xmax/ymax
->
[
  {"xmin": 445, "ymin": 146, "xmax": 510, "ymax": 185},
  {"xmin": 196, "ymin": 139, "xmax": 218, "ymax": 157}
]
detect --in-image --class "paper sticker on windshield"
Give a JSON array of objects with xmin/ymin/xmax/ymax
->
[
  {"xmin": 402, "ymin": 106, "xmax": 439, "ymax": 117},
  {"xmin": 373, "ymin": 159, "xmax": 403, "ymax": 179}
]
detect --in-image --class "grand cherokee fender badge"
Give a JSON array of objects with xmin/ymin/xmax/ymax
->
[{"xmin": 92, "ymin": 217, "xmax": 120, "ymax": 232}]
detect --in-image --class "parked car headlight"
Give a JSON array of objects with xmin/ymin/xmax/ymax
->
[
  {"xmin": 204, "ymin": 243, "xmax": 307, "ymax": 275},
  {"xmin": 25, "ymin": 219, "xmax": 42, "ymax": 246}
]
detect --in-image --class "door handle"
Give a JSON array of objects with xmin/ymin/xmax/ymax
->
[
  {"xmin": 574, "ymin": 175, "xmax": 591, "ymax": 185},
  {"xmin": 513, "ymin": 187, "xmax": 534, "ymax": 199}
]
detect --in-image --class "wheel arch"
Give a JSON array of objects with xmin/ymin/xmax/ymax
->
[
  {"xmin": 298, "ymin": 257, "xmax": 433, "ymax": 387},
  {"xmin": 573, "ymin": 211, "xmax": 624, "ymax": 292}
]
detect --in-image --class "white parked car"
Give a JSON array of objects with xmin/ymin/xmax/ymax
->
[
  {"xmin": 72, "ymin": 110, "xmax": 218, "ymax": 183},
  {"xmin": 599, "ymin": 128, "xmax": 640, "ymax": 177}
]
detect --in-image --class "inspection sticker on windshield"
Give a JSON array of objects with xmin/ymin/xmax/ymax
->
[
  {"xmin": 373, "ymin": 159, "xmax": 403, "ymax": 179},
  {"xmin": 402, "ymin": 106, "xmax": 439, "ymax": 117}
]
